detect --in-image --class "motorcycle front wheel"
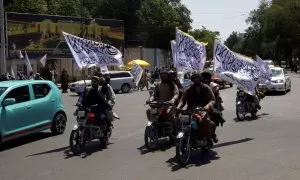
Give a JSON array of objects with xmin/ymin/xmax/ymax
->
[
  {"xmin": 144, "ymin": 125, "xmax": 158, "ymax": 151},
  {"xmin": 176, "ymin": 135, "xmax": 191, "ymax": 166},
  {"xmin": 69, "ymin": 129, "xmax": 85, "ymax": 155},
  {"xmin": 236, "ymin": 104, "xmax": 246, "ymax": 121}
]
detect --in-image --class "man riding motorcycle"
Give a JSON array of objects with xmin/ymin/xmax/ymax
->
[
  {"xmin": 201, "ymin": 71, "xmax": 225, "ymax": 127},
  {"xmin": 176, "ymin": 73, "xmax": 218, "ymax": 143},
  {"xmin": 77, "ymin": 76, "xmax": 112, "ymax": 139},
  {"xmin": 150, "ymin": 70, "xmax": 179, "ymax": 134},
  {"xmin": 238, "ymin": 85, "xmax": 263, "ymax": 110}
]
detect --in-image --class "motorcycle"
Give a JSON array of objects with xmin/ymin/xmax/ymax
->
[
  {"xmin": 176, "ymin": 107, "xmax": 215, "ymax": 166},
  {"xmin": 236, "ymin": 89, "xmax": 258, "ymax": 121},
  {"xmin": 69, "ymin": 104, "xmax": 112, "ymax": 155},
  {"xmin": 144, "ymin": 91, "xmax": 176, "ymax": 151}
]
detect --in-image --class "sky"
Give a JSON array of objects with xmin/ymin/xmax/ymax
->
[{"xmin": 181, "ymin": 0, "xmax": 260, "ymax": 41}]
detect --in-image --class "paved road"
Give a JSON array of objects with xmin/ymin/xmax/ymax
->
[{"xmin": 1, "ymin": 74, "xmax": 300, "ymax": 180}]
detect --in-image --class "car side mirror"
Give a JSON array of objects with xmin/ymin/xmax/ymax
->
[{"xmin": 2, "ymin": 98, "xmax": 16, "ymax": 106}]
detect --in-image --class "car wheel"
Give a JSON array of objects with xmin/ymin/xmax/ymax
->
[
  {"xmin": 51, "ymin": 113, "xmax": 67, "ymax": 135},
  {"xmin": 121, "ymin": 83, "xmax": 131, "ymax": 93},
  {"xmin": 283, "ymin": 84, "xmax": 287, "ymax": 95},
  {"xmin": 230, "ymin": 83, "xmax": 233, "ymax": 88}
]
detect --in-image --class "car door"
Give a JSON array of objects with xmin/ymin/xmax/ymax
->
[
  {"xmin": 109, "ymin": 73, "xmax": 122, "ymax": 90},
  {"xmin": 31, "ymin": 83, "xmax": 54, "ymax": 126},
  {"xmin": 1, "ymin": 85, "xmax": 33, "ymax": 136}
]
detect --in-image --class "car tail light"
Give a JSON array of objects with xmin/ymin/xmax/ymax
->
[{"xmin": 87, "ymin": 112, "xmax": 96, "ymax": 123}]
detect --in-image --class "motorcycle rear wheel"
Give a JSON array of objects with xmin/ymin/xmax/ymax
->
[
  {"xmin": 176, "ymin": 135, "xmax": 191, "ymax": 166},
  {"xmin": 69, "ymin": 129, "xmax": 85, "ymax": 155},
  {"xmin": 144, "ymin": 125, "xmax": 158, "ymax": 151}
]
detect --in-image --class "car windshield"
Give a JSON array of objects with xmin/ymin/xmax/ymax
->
[
  {"xmin": 271, "ymin": 69, "xmax": 283, "ymax": 77},
  {"xmin": 0, "ymin": 87, "xmax": 7, "ymax": 97}
]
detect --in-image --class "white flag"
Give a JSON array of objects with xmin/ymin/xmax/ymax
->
[
  {"xmin": 62, "ymin": 31, "xmax": 123, "ymax": 69},
  {"xmin": 100, "ymin": 66, "xmax": 109, "ymax": 74},
  {"xmin": 24, "ymin": 51, "xmax": 33, "ymax": 74},
  {"xmin": 10, "ymin": 66, "xmax": 15, "ymax": 79},
  {"xmin": 39, "ymin": 54, "xmax": 47, "ymax": 67},
  {"xmin": 256, "ymin": 55, "xmax": 271, "ymax": 84},
  {"xmin": 175, "ymin": 28, "xmax": 207, "ymax": 71},
  {"xmin": 130, "ymin": 61, "xmax": 143, "ymax": 87},
  {"xmin": 213, "ymin": 41, "xmax": 261, "ymax": 95}
]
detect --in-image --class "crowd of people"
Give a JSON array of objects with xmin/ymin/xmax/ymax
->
[{"xmin": 0, "ymin": 68, "xmax": 71, "ymax": 93}]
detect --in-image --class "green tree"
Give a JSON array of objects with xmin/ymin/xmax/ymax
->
[
  {"xmin": 5, "ymin": 0, "xmax": 48, "ymax": 14},
  {"xmin": 189, "ymin": 27, "xmax": 220, "ymax": 59},
  {"xmin": 224, "ymin": 31, "xmax": 240, "ymax": 50}
]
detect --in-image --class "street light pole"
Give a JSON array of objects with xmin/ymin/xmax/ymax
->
[{"xmin": 0, "ymin": 0, "xmax": 6, "ymax": 74}]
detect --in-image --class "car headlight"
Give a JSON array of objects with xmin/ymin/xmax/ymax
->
[{"xmin": 276, "ymin": 79, "xmax": 284, "ymax": 83}]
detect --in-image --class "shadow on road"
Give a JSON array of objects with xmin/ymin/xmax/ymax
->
[
  {"xmin": 166, "ymin": 150, "xmax": 220, "ymax": 172},
  {"xmin": 0, "ymin": 132, "xmax": 53, "ymax": 152},
  {"xmin": 265, "ymin": 91, "xmax": 291, "ymax": 96},
  {"xmin": 26, "ymin": 141, "xmax": 113, "ymax": 159},
  {"xmin": 137, "ymin": 138, "xmax": 174, "ymax": 155},
  {"xmin": 166, "ymin": 138, "xmax": 253, "ymax": 171},
  {"xmin": 234, "ymin": 113, "xmax": 269, "ymax": 122},
  {"xmin": 213, "ymin": 138, "xmax": 254, "ymax": 149}
]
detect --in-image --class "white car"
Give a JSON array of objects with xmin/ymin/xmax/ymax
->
[
  {"xmin": 260, "ymin": 67, "xmax": 291, "ymax": 94},
  {"xmin": 149, "ymin": 71, "xmax": 192, "ymax": 92},
  {"xmin": 70, "ymin": 71, "xmax": 136, "ymax": 95},
  {"xmin": 263, "ymin": 60, "xmax": 275, "ymax": 68}
]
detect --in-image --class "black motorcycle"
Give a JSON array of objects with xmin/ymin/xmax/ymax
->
[
  {"xmin": 176, "ymin": 107, "xmax": 215, "ymax": 166},
  {"xmin": 144, "ymin": 91, "xmax": 177, "ymax": 150},
  {"xmin": 69, "ymin": 104, "xmax": 112, "ymax": 155},
  {"xmin": 236, "ymin": 89, "xmax": 258, "ymax": 121}
]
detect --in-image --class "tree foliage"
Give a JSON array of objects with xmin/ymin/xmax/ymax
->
[
  {"xmin": 189, "ymin": 27, "xmax": 220, "ymax": 59},
  {"xmin": 226, "ymin": 0, "xmax": 300, "ymax": 65},
  {"xmin": 4, "ymin": 0, "xmax": 194, "ymax": 50}
]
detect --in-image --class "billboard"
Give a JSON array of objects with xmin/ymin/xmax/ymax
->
[{"xmin": 7, "ymin": 12, "xmax": 124, "ymax": 59}]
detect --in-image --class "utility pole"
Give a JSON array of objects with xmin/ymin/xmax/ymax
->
[{"xmin": 0, "ymin": 0, "xmax": 6, "ymax": 74}]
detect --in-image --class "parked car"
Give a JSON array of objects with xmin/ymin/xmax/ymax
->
[
  {"xmin": 149, "ymin": 71, "xmax": 192, "ymax": 92},
  {"xmin": 70, "ymin": 71, "xmax": 136, "ymax": 95},
  {"xmin": 263, "ymin": 60, "xmax": 275, "ymax": 68},
  {"xmin": 210, "ymin": 72, "xmax": 233, "ymax": 89},
  {"xmin": 0, "ymin": 80, "xmax": 67, "ymax": 144},
  {"xmin": 259, "ymin": 67, "xmax": 291, "ymax": 94}
]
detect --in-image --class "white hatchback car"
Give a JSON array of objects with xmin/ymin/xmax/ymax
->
[
  {"xmin": 70, "ymin": 71, "xmax": 136, "ymax": 94},
  {"xmin": 260, "ymin": 67, "xmax": 291, "ymax": 94}
]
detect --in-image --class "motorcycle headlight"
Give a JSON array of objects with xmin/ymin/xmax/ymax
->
[{"xmin": 238, "ymin": 91, "xmax": 245, "ymax": 96}]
